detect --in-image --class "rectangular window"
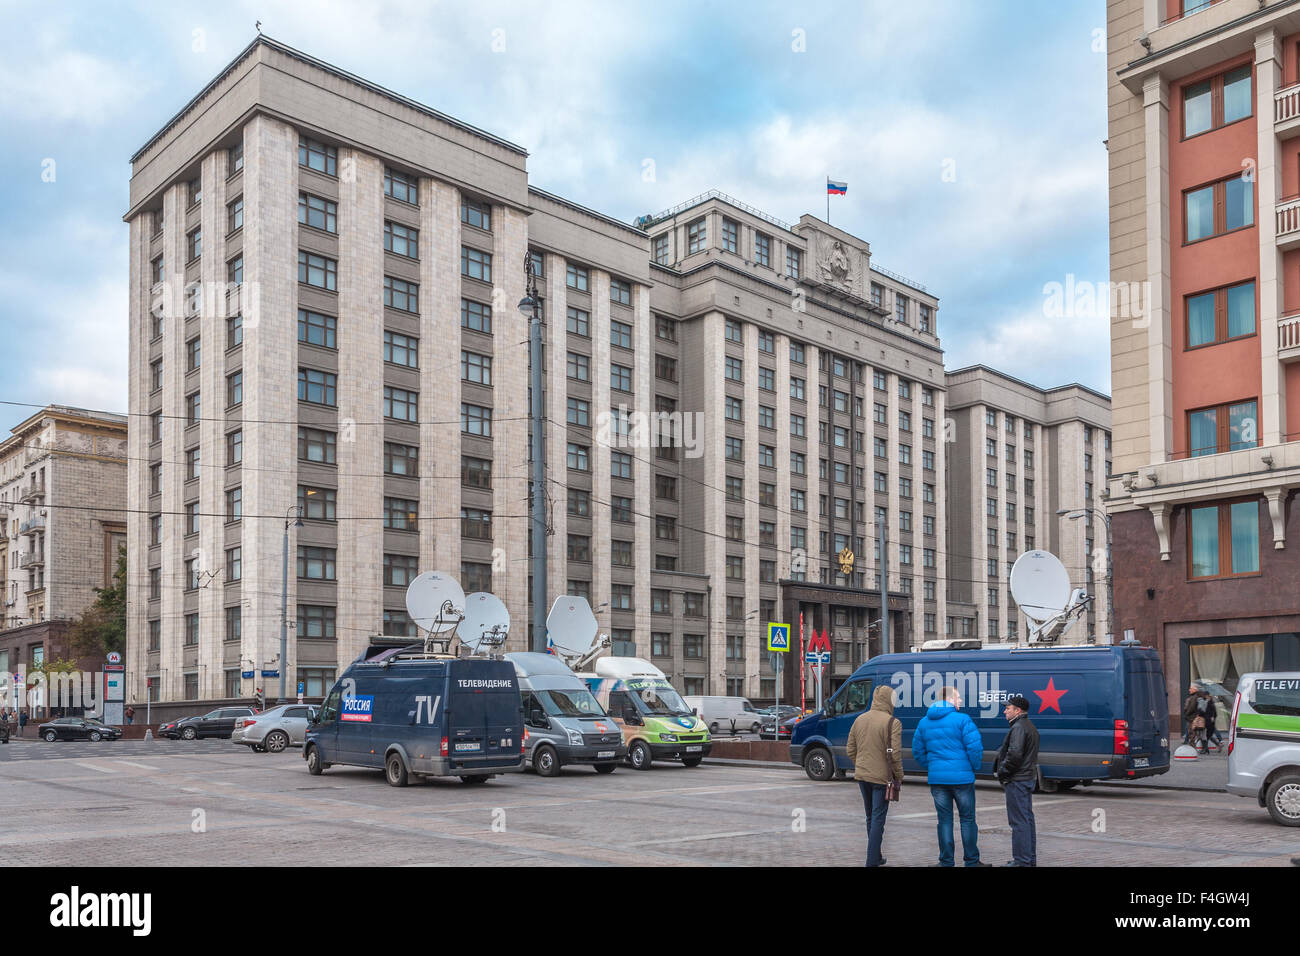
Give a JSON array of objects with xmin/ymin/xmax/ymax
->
[
  {"xmin": 462, "ymin": 299, "xmax": 492, "ymax": 334},
  {"xmin": 384, "ymin": 386, "xmax": 419, "ymax": 422},
  {"xmin": 297, "ymin": 546, "xmax": 337, "ymax": 580},
  {"xmin": 384, "ymin": 442, "xmax": 418, "ymax": 477},
  {"xmin": 610, "ymin": 279, "xmax": 632, "ymax": 307},
  {"xmin": 1185, "ymin": 174, "xmax": 1253, "ymax": 243},
  {"xmin": 567, "ymin": 534, "xmax": 591, "ymax": 562},
  {"xmin": 786, "ymin": 247, "xmax": 802, "ymax": 278},
  {"xmin": 754, "ymin": 232, "xmax": 770, "ymax": 267},
  {"xmin": 461, "ymin": 562, "xmax": 493, "ymax": 593},
  {"xmin": 298, "ymin": 368, "xmax": 337, "ymax": 406},
  {"xmin": 759, "ymin": 367, "xmax": 775, "ymax": 391},
  {"xmin": 610, "ymin": 363, "xmax": 632, "ymax": 391},
  {"xmin": 1185, "ymin": 279, "xmax": 1255, "ymax": 348},
  {"xmin": 298, "ymin": 427, "xmax": 336, "ymax": 464},
  {"xmin": 460, "ymin": 507, "xmax": 490, "ymax": 539},
  {"xmin": 383, "ymin": 553, "xmax": 419, "ymax": 587},
  {"xmin": 298, "ymin": 135, "xmax": 336, "ymax": 175},
  {"xmin": 687, "ymin": 218, "xmax": 706, "ymax": 254},
  {"xmin": 1189, "ymin": 499, "xmax": 1260, "ymax": 578},
  {"xmin": 656, "ymin": 354, "xmax": 677, "ymax": 382},
  {"xmin": 226, "ymin": 429, "xmax": 242, "ymax": 465},
  {"xmin": 566, "ymin": 264, "xmax": 589, "ymax": 291},
  {"xmin": 566, "ymin": 306, "xmax": 589, "ymax": 336},
  {"xmin": 1187, "ymin": 399, "xmax": 1257, "ymax": 456},
  {"xmin": 611, "ymin": 451, "xmax": 633, "ymax": 479},
  {"xmin": 461, "ymin": 246, "xmax": 492, "ymax": 282},
  {"xmin": 461, "ymin": 402, "xmax": 491, "ymax": 436},
  {"xmin": 226, "ymin": 370, "xmax": 242, "ymax": 406},
  {"xmin": 461, "ymin": 199, "xmax": 492, "ymax": 231},
  {"xmin": 227, "ymin": 196, "xmax": 243, "ymax": 233},
  {"xmin": 225, "ymin": 486, "xmax": 242, "ymax": 522},
  {"xmin": 462, "ymin": 456, "xmax": 492, "ymax": 489},
  {"xmin": 1183, "ymin": 64, "xmax": 1252, "ymax": 138},
  {"xmin": 656, "ymin": 474, "xmax": 677, "ymax": 500},
  {"xmin": 567, "ymin": 443, "xmax": 589, "ymax": 471},
  {"xmin": 298, "ymin": 193, "xmax": 337, "ymax": 233},
  {"xmin": 298, "ymin": 485, "xmax": 337, "ymax": 521},
  {"xmin": 227, "ymin": 314, "xmax": 243, "ymax": 349},
  {"xmin": 610, "ymin": 319, "xmax": 633, "ymax": 349},
  {"xmin": 384, "ymin": 168, "xmax": 418, "ymax": 204},
  {"xmin": 653, "ymin": 234, "xmax": 670, "ymax": 265},
  {"xmin": 567, "ymin": 397, "xmax": 590, "ymax": 426},
  {"xmin": 298, "ymin": 250, "xmax": 337, "ymax": 290},
  {"xmin": 384, "ymin": 275, "xmax": 418, "ymax": 313},
  {"xmin": 384, "ymin": 220, "xmax": 419, "ymax": 258},
  {"xmin": 386, "ymin": 498, "xmax": 420, "ymax": 531},
  {"xmin": 229, "ymin": 142, "xmax": 243, "ymax": 174},
  {"xmin": 460, "ymin": 350, "xmax": 492, "ymax": 385},
  {"xmin": 790, "ymin": 376, "xmax": 805, "ymax": 401},
  {"xmin": 187, "ymin": 228, "xmax": 202, "ymax": 261},
  {"xmin": 298, "ymin": 309, "xmax": 337, "ymax": 349},
  {"xmin": 566, "ymin": 352, "xmax": 589, "ymax": 381},
  {"xmin": 298, "ymin": 605, "xmax": 337, "ymax": 640}
]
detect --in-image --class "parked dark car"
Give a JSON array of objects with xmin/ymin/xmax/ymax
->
[
  {"xmin": 759, "ymin": 715, "xmax": 802, "ymax": 741},
  {"xmin": 38, "ymin": 717, "xmax": 123, "ymax": 742},
  {"xmin": 165, "ymin": 706, "xmax": 257, "ymax": 740}
]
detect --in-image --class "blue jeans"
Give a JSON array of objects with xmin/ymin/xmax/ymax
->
[
  {"xmin": 1004, "ymin": 779, "xmax": 1036, "ymax": 866},
  {"xmin": 857, "ymin": 781, "xmax": 890, "ymax": 866},
  {"xmin": 930, "ymin": 783, "xmax": 980, "ymax": 866}
]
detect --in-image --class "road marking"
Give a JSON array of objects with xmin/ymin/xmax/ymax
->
[
  {"xmin": 625, "ymin": 828, "xmax": 785, "ymax": 847},
  {"xmin": 115, "ymin": 761, "xmax": 161, "ymax": 770},
  {"xmin": 75, "ymin": 762, "xmax": 117, "ymax": 774}
]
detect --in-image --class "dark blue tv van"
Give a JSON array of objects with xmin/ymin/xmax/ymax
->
[
  {"xmin": 304, "ymin": 643, "xmax": 525, "ymax": 786},
  {"xmin": 790, "ymin": 642, "xmax": 1170, "ymax": 790}
]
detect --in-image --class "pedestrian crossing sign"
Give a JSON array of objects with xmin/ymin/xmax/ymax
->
[{"xmin": 766, "ymin": 622, "xmax": 791, "ymax": 652}]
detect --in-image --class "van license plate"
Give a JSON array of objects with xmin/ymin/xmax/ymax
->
[
  {"xmin": 597, "ymin": 751, "xmax": 615, "ymax": 758},
  {"xmin": 455, "ymin": 742, "xmax": 480, "ymax": 752},
  {"xmin": 685, "ymin": 746, "xmax": 702, "ymax": 752},
  {"xmin": 1133, "ymin": 757, "xmax": 1149, "ymax": 768}
]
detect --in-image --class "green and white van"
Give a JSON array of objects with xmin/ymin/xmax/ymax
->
[{"xmin": 1226, "ymin": 672, "xmax": 1300, "ymax": 826}]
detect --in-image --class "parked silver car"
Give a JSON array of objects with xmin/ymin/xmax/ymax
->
[{"xmin": 232, "ymin": 704, "xmax": 317, "ymax": 753}]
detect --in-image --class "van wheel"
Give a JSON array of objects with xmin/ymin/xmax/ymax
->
[
  {"xmin": 750, "ymin": 722, "xmax": 762, "ymax": 735},
  {"xmin": 385, "ymin": 752, "xmax": 409, "ymax": 787},
  {"xmin": 594, "ymin": 763, "xmax": 617, "ymax": 774},
  {"xmin": 1266, "ymin": 774, "xmax": 1300, "ymax": 826},
  {"xmin": 803, "ymin": 747, "xmax": 835, "ymax": 782},
  {"xmin": 460, "ymin": 775, "xmax": 490, "ymax": 785},
  {"xmin": 305, "ymin": 745, "xmax": 325, "ymax": 775},
  {"xmin": 264, "ymin": 731, "xmax": 289, "ymax": 754},
  {"xmin": 629, "ymin": 741, "xmax": 652, "ymax": 771},
  {"xmin": 682, "ymin": 756, "xmax": 703, "ymax": 767},
  {"xmin": 534, "ymin": 744, "xmax": 560, "ymax": 777},
  {"xmin": 709, "ymin": 722, "xmax": 720, "ymax": 734}
]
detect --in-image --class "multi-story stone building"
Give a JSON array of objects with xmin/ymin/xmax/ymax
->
[
  {"xmin": 0, "ymin": 405, "xmax": 127, "ymax": 679},
  {"xmin": 1107, "ymin": 0, "xmax": 1300, "ymax": 723},
  {"xmin": 125, "ymin": 36, "xmax": 954, "ymax": 706},
  {"xmin": 945, "ymin": 366, "xmax": 1112, "ymax": 644}
]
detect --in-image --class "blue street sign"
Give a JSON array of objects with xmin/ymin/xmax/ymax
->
[
  {"xmin": 766, "ymin": 622, "xmax": 791, "ymax": 652},
  {"xmin": 297, "ymin": 682, "xmax": 304, "ymax": 694},
  {"xmin": 805, "ymin": 651, "xmax": 830, "ymax": 665},
  {"xmin": 260, "ymin": 670, "xmax": 279, "ymax": 678},
  {"xmin": 241, "ymin": 671, "xmax": 254, "ymax": 679}
]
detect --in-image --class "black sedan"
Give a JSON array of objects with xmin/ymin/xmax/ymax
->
[
  {"xmin": 38, "ymin": 717, "xmax": 123, "ymax": 742},
  {"xmin": 163, "ymin": 706, "xmax": 257, "ymax": 740}
]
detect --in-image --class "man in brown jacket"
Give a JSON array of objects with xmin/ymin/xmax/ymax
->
[{"xmin": 846, "ymin": 684, "xmax": 903, "ymax": 867}]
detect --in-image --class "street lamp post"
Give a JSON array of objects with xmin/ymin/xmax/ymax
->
[
  {"xmin": 1056, "ymin": 506, "xmax": 1114, "ymax": 643},
  {"xmin": 518, "ymin": 254, "xmax": 548, "ymax": 653},
  {"xmin": 279, "ymin": 506, "xmax": 303, "ymax": 704}
]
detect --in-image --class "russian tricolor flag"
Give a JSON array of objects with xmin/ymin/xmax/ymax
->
[{"xmin": 827, "ymin": 179, "xmax": 848, "ymax": 195}]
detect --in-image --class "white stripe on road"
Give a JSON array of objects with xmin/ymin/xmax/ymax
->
[
  {"xmin": 115, "ymin": 761, "xmax": 161, "ymax": 770},
  {"xmin": 74, "ymin": 762, "xmax": 117, "ymax": 774},
  {"xmin": 625, "ymin": 828, "xmax": 785, "ymax": 847}
]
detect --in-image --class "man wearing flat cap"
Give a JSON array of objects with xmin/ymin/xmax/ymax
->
[{"xmin": 994, "ymin": 695, "xmax": 1039, "ymax": 867}]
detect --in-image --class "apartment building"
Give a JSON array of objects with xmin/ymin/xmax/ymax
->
[
  {"xmin": 0, "ymin": 405, "xmax": 127, "ymax": 678},
  {"xmin": 124, "ymin": 36, "xmax": 947, "ymax": 706},
  {"xmin": 1108, "ymin": 0, "xmax": 1300, "ymax": 723},
  {"xmin": 945, "ymin": 367, "xmax": 1112, "ymax": 645}
]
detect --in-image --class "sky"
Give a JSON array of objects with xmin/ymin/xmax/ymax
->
[{"xmin": 0, "ymin": 0, "xmax": 1111, "ymax": 434}]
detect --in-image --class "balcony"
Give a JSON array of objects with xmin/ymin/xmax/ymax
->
[
  {"xmin": 1278, "ymin": 83, "xmax": 1300, "ymax": 140},
  {"xmin": 18, "ymin": 481, "xmax": 44, "ymax": 503},
  {"xmin": 1278, "ymin": 197, "xmax": 1300, "ymax": 250},
  {"xmin": 1281, "ymin": 310, "xmax": 1300, "ymax": 362},
  {"xmin": 17, "ymin": 551, "xmax": 44, "ymax": 570},
  {"xmin": 18, "ymin": 514, "xmax": 45, "ymax": 534}
]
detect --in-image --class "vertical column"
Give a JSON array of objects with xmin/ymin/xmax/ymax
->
[
  {"xmin": 774, "ymin": 333, "xmax": 792, "ymax": 698},
  {"xmin": 336, "ymin": 150, "xmax": 385, "ymax": 666},
  {"xmin": 590, "ymin": 271, "xmax": 613, "ymax": 644},
  {"xmin": 701, "ymin": 312, "xmax": 728, "ymax": 693},
  {"xmin": 241, "ymin": 115, "xmax": 297, "ymax": 697},
  {"xmin": 742, "ymin": 323, "xmax": 760, "ymax": 695},
  {"xmin": 424, "ymin": 181, "xmax": 461, "ymax": 577},
  {"xmin": 884, "ymin": 372, "xmax": 901, "ymax": 646},
  {"xmin": 805, "ymin": 345, "xmax": 822, "ymax": 590},
  {"xmin": 126, "ymin": 213, "xmax": 151, "ymax": 703},
  {"xmin": 933, "ymin": 386, "xmax": 948, "ymax": 645},
  {"xmin": 158, "ymin": 183, "xmax": 186, "ymax": 701},
  {"xmin": 198, "ymin": 150, "xmax": 228, "ymax": 699},
  {"xmin": 633, "ymin": 284, "xmax": 653, "ymax": 658},
  {"xmin": 1143, "ymin": 73, "xmax": 1173, "ymax": 462},
  {"xmin": 492, "ymin": 207, "xmax": 529, "ymax": 647},
  {"xmin": 1257, "ymin": 29, "xmax": 1285, "ymax": 445},
  {"xmin": 972, "ymin": 406, "xmax": 988, "ymax": 641}
]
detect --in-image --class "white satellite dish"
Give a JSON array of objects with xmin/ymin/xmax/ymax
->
[
  {"xmin": 404, "ymin": 571, "xmax": 466, "ymax": 634},
  {"xmin": 1009, "ymin": 551, "xmax": 1071, "ymax": 622},
  {"xmin": 460, "ymin": 591, "xmax": 510, "ymax": 654},
  {"xmin": 1009, "ymin": 550, "xmax": 1091, "ymax": 644},
  {"xmin": 546, "ymin": 595, "xmax": 607, "ymax": 668}
]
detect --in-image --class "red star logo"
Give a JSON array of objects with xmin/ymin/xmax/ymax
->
[{"xmin": 1033, "ymin": 677, "xmax": 1068, "ymax": 714}]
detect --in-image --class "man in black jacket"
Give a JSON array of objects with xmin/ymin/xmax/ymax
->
[{"xmin": 995, "ymin": 695, "xmax": 1039, "ymax": 867}]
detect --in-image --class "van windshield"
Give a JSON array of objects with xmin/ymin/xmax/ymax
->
[
  {"xmin": 1249, "ymin": 678, "xmax": 1300, "ymax": 717},
  {"xmin": 626, "ymin": 679, "xmax": 691, "ymax": 717},
  {"xmin": 539, "ymin": 688, "xmax": 605, "ymax": 718}
]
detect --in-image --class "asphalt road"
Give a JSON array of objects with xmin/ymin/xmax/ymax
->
[{"xmin": 2, "ymin": 738, "xmax": 1297, "ymax": 866}]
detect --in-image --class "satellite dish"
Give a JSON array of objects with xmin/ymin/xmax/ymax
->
[
  {"xmin": 460, "ymin": 592, "xmax": 510, "ymax": 654},
  {"xmin": 546, "ymin": 595, "xmax": 600, "ymax": 660},
  {"xmin": 1009, "ymin": 551, "xmax": 1071, "ymax": 623},
  {"xmin": 404, "ymin": 571, "xmax": 466, "ymax": 634}
]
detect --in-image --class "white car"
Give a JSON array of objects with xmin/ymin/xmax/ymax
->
[
  {"xmin": 232, "ymin": 704, "xmax": 317, "ymax": 753},
  {"xmin": 683, "ymin": 696, "xmax": 763, "ymax": 735}
]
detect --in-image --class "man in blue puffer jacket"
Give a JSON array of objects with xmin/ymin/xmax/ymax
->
[{"xmin": 911, "ymin": 685, "xmax": 987, "ymax": 867}]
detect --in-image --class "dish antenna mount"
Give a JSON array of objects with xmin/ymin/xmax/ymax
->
[
  {"xmin": 1008, "ymin": 551, "xmax": 1092, "ymax": 644},
  {"xmin": 545, "ymin": 595, "xmax": 608, "ymax": 670},
  {"xmin": 460, "ymin": 591, "xmax": 511, "ymax": 658},
  {"xmin": 404, "ymin": 571, "xmax": 466, "ymax": 655}
]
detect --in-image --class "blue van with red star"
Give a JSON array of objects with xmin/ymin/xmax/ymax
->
[{"xmin": 790, "ymin": 642, "xmax": 1170, "ymax": 790}]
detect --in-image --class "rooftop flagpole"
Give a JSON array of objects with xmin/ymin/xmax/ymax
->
[{"xmin": 826, "ymin": 177, "xmax": 830, "ymax": 224}]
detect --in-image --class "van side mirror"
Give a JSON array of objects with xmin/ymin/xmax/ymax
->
[
  {"xmin": 692, "ymin": 708, "xmax": 698, "ymax": 716},
  {"xmin": 622, "ymin": 708, "xmax": 642, "ymax": 725}
]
